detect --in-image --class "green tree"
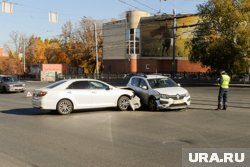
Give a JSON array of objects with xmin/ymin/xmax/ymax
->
[
  {"xmin": 44, "ymin": 39, "xmax": 59, "ymax": 63},
  {"xmin": 25, "ymin": 36, "xmax": 47, "ymax": 66},
  {"xmin": 188, "ymin": 0, "xmax": 250, "ymax": 74},
  {"xmin": 3, "ymin": 31, "xmax": 28, "ymax": 74},
  {"xmin": 59, "ymin": 18, "xmax": 103, "ymax": 74},
  {"xmin": 77, "ymin": 18, "xmax": 103, "ymax": 74}
]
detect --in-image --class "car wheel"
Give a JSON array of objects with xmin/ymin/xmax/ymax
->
[
  {"xmin": 117, "ymin": 95, "xmax": 130, "ymax": 111},
  {"xmin": 57, "ymin": 99, "xmax": 73, "ymax": 115},
  {"xmin": 3, "ymin": 87, "xmax": 8, "ymax": 93},
  {"xmin": 148, "ymin": 98, "xmax": 157, "ymax": 111}
]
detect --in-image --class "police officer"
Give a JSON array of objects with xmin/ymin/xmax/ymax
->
[{"xmin": 216, "ymin": 70, "xmax": 231, "ymax": 110}]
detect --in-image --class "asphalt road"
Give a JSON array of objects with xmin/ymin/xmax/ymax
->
[{"xmin": 0, "ymin": 82, "xmax": 250, "ymax": 167}]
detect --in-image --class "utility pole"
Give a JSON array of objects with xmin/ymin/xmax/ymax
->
[
  {"xmin": 172, "ymin": 9, "xmax": 176, "ymax": 77},
  {"xmin": 94, "ymin": 23, "xmax": 99, "ymax": 79},
  {"xmin": 23, "ymin": 41, "xmax": 26, "ymax": 73}
]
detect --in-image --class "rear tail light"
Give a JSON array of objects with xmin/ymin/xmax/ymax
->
[{"xmin": 37, "ymin": 91, "xmax": 47, "ymax": 97}]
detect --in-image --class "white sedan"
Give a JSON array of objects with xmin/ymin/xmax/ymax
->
[{"xmin": 32, "ymin": 79, "xmax": 139, "ymax": 115}]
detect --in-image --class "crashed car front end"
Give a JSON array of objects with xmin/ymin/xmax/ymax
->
[{"xmin": 155, "ymin": 92, "xmax": 191, "ymax": 110}]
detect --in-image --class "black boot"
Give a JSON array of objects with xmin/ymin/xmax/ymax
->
[
  {"xmin": 223, "ymin": 105, "xmax": 227, "ymax": 110},
  {"xmin": 216, "ymin": 104, "xmax": 222, "ymax": 110}
]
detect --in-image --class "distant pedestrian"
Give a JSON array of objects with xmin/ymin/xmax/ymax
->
[{"xmin": 216, "ymin": 70, "xmax": 231, "ymax": 110}]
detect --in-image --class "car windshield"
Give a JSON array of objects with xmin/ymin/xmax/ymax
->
[
  {"xmin": 46, "ymin": 80, "xmax": 66, "ymax": 89},
  {"xmin": 148, "ymin": 78, "xmax": 178, "ymax": 88},
  {"xmin": 2, "ymin": 76, "xmax": 18, "ymax": 82}
]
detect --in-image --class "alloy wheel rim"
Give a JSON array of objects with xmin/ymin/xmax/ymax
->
[
  {"xmin": 120, "ymin": 98, "xmax": 129, "ymax": 110},
  {"xmin": 59, "ymin": 101, "xmax": 72, "ymax": 113}
]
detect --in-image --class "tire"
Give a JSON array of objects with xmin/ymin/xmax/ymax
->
[
  {"xmin": 117, "ymin": 95, "xmax": 130, "ymax": 111},
  {"xmin": 57, "ymin": 99, "xmax": 73, "ymax": 115},
  {"xmin": 148, "ymin": 98, "xmax": 157, "ymax": 111},
  {"xmin": 3, "ymin": 87, "xmax": 8, "ymax": 93}
]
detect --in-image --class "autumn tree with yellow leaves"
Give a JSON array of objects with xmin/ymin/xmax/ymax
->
[
  {"xmin": 2, "ymin": 18, "xmax": 103, "ymax": 75},
  {"xmin": 188, "ymin": 0, "xmax": 250, "ymax": 74}
]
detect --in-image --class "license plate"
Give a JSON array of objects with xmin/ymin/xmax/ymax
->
[{"xmin": 173, "ymin": 99, "xmax": 184, "ymax": 104}]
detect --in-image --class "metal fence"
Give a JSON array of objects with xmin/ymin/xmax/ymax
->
[{"xmin": 19, "ymin": 72, "xmax": 250, "ymax": 85}]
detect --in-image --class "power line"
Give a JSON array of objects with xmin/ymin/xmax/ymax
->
[
  {"xmin": 118, "ymin": 0, "xmax": 141, "ymax": 10},
  {"xmin": 132, "ymin": 0, "xmax": 159, "ymax": 13}
]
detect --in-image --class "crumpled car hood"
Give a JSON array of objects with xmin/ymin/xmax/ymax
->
[{"xmin": 154, "ymin": 87, "xmax": 188, "ymax": 95}]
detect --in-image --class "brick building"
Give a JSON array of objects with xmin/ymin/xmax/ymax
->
[{"xmin": 102, "ymin": 10, "xmax": 209, "ymax": 74}]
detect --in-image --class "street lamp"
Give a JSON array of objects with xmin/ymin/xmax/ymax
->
[
  {"xmin": 172, "ymin": 9, "xmax": 176, "ymax": 76},
  {"xmin": 94, "ymin": 23, "xmax": 99, "ymax": 79},
  {"xmin": 23, "ymin": 41, "xmax": 26, "ymax": 73}
]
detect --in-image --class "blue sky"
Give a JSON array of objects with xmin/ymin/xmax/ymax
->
[{"xmin": 0, "ymin": 0, "xmax": 207, "ymax": 47}]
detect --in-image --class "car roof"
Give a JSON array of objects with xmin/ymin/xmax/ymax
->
[
  {"xmin": 64, "ymin": 78, "xmax": 101, "ymax": 82},
  {"xmin": 0, "ymin": 75, "xmax": 17, "ymax": 79},
  {"xmin": 0, "ymin": 75, "xmax": 15, "ymax": 77},
  {"xmin": 62, "ymin": 78, "xmax": 113, "ymax": 87},
  {"xmin": 42, "ymin": 78, "xmax": 114, "ymax": 90},
  {"xmin": 132, "ymin": 74, "xmax": 168, "ymax": 79},
  {"xmin": 146, "ymin": 75, "xmax": 168, "ymax": 79}
]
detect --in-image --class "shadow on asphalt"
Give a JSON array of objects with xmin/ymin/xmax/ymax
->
[
  {"xmin": 134, "ymin": 107, "xmax": 187, "ymax": 112},
  {"xmin": 188, "ymin": 107, "xmax": 216, "ymax": 111},
  {"xmin": 1, "ymin": 108, "xmax": 51, "ymax": 116},
  {"xmin": 0, "ymin": 107, "xmax": 188, "ymax": 116},
  {"xmin": 0, "ymin": 107, "xmax": 122, "ymax": 116}
]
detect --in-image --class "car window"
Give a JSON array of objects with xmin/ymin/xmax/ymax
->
[
  {"xmin": 46, "ymin": 80, "xmax": 67, "ymax": 89},
  {"xmin": 2, "ymin": 76, "xmax": 18, "ymax": 82},
  {"xmin": 148, "ymin": 78, "xmax": 178, "ymax": 88},
  {"xmin": 139, "ymin": 79, "xmax": 147, "ymax": 89},
  {"xmin": 67, "ymin": 81, "xmax": 90, "ymax": 89},
  {"xmin": 89, "ymin": 81, "xmax": 108, "ymax": 89},
  {"xmin": 131, "ymin": 78, "xmax": 140, "ymax": 87}
]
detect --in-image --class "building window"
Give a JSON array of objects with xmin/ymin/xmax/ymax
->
[
  {"xmin": 130, "ymin": 29, "xmax": 135, "ymax": 41},
  {"xmin": 126, "ymin": 28, "xmax": 140, "ymax": 54}
]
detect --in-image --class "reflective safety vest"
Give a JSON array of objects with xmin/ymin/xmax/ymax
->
[{"xmin": 221, "ymin": 74, "xmax": 230, "ymax": 89}]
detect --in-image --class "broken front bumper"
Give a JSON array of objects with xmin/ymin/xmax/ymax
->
[
  {"xmin": 129, "ymin": 96, "xmax": 141, "ymax": 111},
  {"xmin": 156, "ymin": 96, "xmax": 191, "ymax": 110}
]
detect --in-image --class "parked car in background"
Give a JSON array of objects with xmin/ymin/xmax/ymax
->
[
  {"xmin": 127, "ymin": 74, "xmax": 191, "ymax": 111},
  {"xmin": 32, "ymin": 79, "xmax": 140, "ymax": 115},
  {"xmin": 0, "ymin": 75, "xmax": 26, "ymax": 93}
]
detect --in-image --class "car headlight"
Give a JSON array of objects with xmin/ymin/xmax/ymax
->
[
  {"xmin": 7, "ymin": 85, "xmax": 14, "ymax": 88},
  {"xmin": 160, "ymin": 94, "xmax": 169, "ymax": 99},
  {"xmin": 185, "ymin": 92, "xmax": 190, "ymax": 97}
]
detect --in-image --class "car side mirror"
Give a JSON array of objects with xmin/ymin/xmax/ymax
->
[
  {"xmin": 177, "ymin": 83, "xmax": 181, "ymax": 87},
  {"xmin": 106, "ymin": 87, "xmax": 113, "ymax": 90},
  {"xmin": 142, "ymin": 86, "xmax": 148, "ymax": 90}
]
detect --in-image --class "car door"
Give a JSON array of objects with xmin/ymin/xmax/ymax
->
[
  {"xmin": 130, "ymin": 77, "xmax": 140, "ymax": 94},
  {"xmin": 136, "ymin": 79, "xmax": 150, "ymax": 105},
  {"xmin": 88, "ymin": 81, "xmax": 116, "ymax": 107},
  {"xmin": 66, "ymin": 81, "xmax": 93, "ymax": 109}
]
